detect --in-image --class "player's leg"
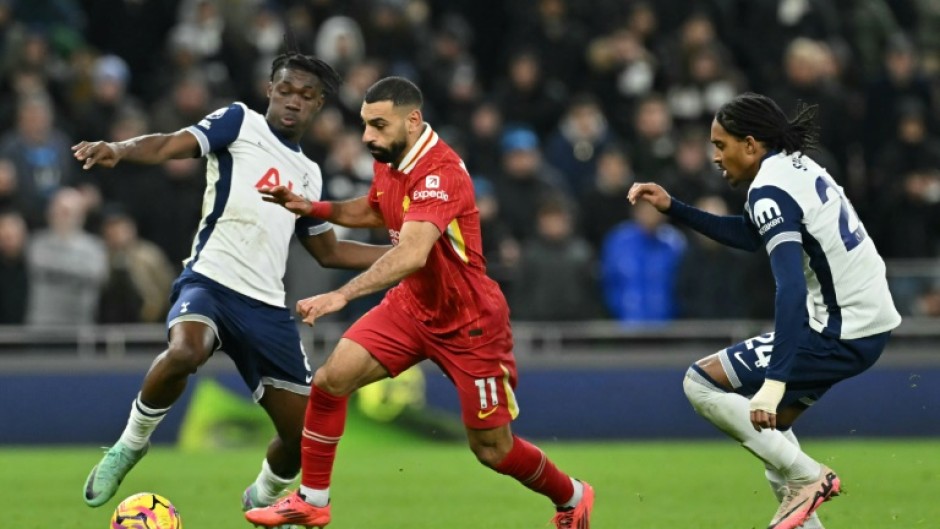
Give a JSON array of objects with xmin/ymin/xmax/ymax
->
[
  {"xmin": 84, "ymin": 320, "xmax": 216, "ymax": 507},
  {"xmin": 433, "ymin": 326, "xmax": 594, "ymax": 528},
  {"xmin": 764, "ymin": 429, "xmax": 825, "ymax": 529},
  {"xmin": 243, "ymin": 387, "xmax": 308, "ymax": 509},
  {"xmin": 246, "ymin": 303, "xmax": 424, "ymax": 528},
  {"xmin": 245, "ymin": 339, "xmax": 398, "ymax": 528},
  {"xmin": 466, "ymin": 424, "xmax": 594, "ymax": 528},
  {"xmin": 682, "ymin": 333, "xmax": 842, "ymax": 529}
]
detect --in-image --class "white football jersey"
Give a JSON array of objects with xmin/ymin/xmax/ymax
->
[
  {"xmin": 183, "ymin": 103, "xmax": 331, "ymax": 307},
  {"xmin": 746, "ymin": 152, "xmax": 901, "ymax": 339}
]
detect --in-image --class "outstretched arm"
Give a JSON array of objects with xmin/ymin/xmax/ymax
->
[
  {"xmin": 299, "ymin": 228, "xmax": 390, "ymax": 269},
  {"xmin": 72, "ymin": 130, "xmax": 200, "ymax": 169},
  {"xmin": 294, "ymin": 220, "xmax": 440, "ymax": 325},
  {"xmin": 628, "ymin": 182, "xmax": 762, "ymax": 252},
  {"xmin": 260, "ymin": 187, "xmax": 385, "ymax": 228}
]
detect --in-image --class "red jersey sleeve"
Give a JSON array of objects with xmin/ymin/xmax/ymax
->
[{"xmin": 403, "ymin": 164, "xmax": 471, "ymax": 233}]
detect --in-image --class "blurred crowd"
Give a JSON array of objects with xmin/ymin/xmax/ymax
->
[{"xmin": 0, "ymin": 0, "xmax": 939, "ymax": 327}]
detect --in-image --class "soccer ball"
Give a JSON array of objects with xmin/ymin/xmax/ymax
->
[{"xmin": 110, "ymin": 492, "xmax": 182, "ymax": 529}]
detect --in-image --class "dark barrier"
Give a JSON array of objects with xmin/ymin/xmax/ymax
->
[{"xmin": 2, "ymin": 361, "xmax": 938, "ymax": 444}]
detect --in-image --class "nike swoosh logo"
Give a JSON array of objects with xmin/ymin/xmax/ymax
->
[
  {"xmin": 477, "ymin": 406, "xmax": 499, "ymax": 419},
  {"xmin": 733, "ymin": 351, "xmax": 752, "ymax": 371},
  {"xmin": 769, "ymin": 498, "xmax": 809, "ymax": 528}
]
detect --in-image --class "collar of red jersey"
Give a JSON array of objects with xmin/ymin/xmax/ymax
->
[{"xmin": 394, "ymin": 123, "xmax": 438, "ymax": 174}]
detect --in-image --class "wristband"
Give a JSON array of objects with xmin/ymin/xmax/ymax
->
[
  {"xmin": 749, "ymin": 379, "xmax": 786, "ymax": 414},
  {"xmin": 307, "ymin": 201, "xmax": 333, "ymax": 219}
]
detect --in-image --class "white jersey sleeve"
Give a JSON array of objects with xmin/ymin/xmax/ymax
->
[
  {"xmin": 748, "ymin": 152, "xmax": 901, "ymax": 339},
  {"xmin": 181, "ymin": 103, "xmax": 331, "ymax": 307}
]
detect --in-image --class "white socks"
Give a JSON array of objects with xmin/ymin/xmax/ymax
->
[
  {"xmin": 253, "ymin": 459, "xmax": 296, "ymax": 505},
  {"xmin": 299, "ymin": 485, "xmax": 330, "ymax": 507},
  {"xmin": 765, "ymin": 429, "xmax": 825, "ymax": 528},
  {"xmin": 560, "ymin": 479, "xmax": 584, "ymax": 509},
  {"xmin": 683, "ymin": 372, "xmax": 822, "ymax": 481},
  {"xmin": 117, "ymin": 394, "xmax": 170, "ymax": 450}
]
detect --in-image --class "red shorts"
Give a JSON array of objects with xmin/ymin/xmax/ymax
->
[{"xmin": 343, "ymin": 300, "xmax": 519, "ymax": 429}]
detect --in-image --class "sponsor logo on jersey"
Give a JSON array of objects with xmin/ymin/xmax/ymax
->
[
  {"xmin": 425, "ymin": 175, "xmax": 440, "ymax": 188},
  {"xmin": 413, "ymin": 189, "xmax": 449, "ymax": 201},
  {"xmin": 753, "ymin": 198, "xmax": 783, "ymax": 235}
]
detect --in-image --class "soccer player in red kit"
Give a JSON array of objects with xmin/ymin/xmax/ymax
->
[{"xmin": 246, "ymin": 76, "xmax": 594, "ymax": 528}]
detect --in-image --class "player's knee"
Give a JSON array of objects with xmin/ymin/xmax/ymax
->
[
  {"xmin": 162, "ymin": 343, "xmax": 210, "ymax": 376},
  {"xmin": 471, "ymin": 444, "xmax": 509, "ymax": 469},
  {"xmin": 683, "ymin": 369, "xmax": 711, "ymax": 412},
  {"xmin": 312, "ymin": 367, "xmax": 355, "ymax": 397},
  {"xmin": 468, "ymin": 438, "xmax": 511, "ymax": 469}
]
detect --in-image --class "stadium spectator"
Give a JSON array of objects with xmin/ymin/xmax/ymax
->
[
  {"xmin": 871, "ymin": 100, "xmax": 940, "ymax": 203},
  {"xmin": 473, "ymin": 177, "xmax": 518, "ymax": 292},
  {"xmin": 629, "ymin": 94, "xmax": 677, "ymax": 181},
  {"xmin": 600, "ymin": 200, "xmax": 686, "ymax": 323},
  {"xmin": 507, "ymin": 0, "xmax": 590, "ymax": 92},
  {"xmin": 511, "ymin": 197, "xmax": 603, "ymax": 321},
  {"xmin": 492, "ymin": 49, "xmax": 566, "ymax": 138},
  {"xmin": 675, "ymin": 195, "xmax": 751, "ymax": 319},
  {"xmin": 75, "ymin": 52, "xmax": 389, "ymax": 520},
  {"xmin": 658, "ymin": 126, "xmax": 737, "ymax": 209},
  {"xmin": 71, "ymin": 54, "xmax": 138, "ymax": 143},
  {"xmin": 0, "ymin": 210, "xmax": 28, "ymax": 324},
  {"xmin": 0, "ymin": 157, "xmax": 17, "ymax": 212},
  {"xmin": 97, "ymin": 206, "xmax": 175, "ymax": 323},
  {"xmin": 544, "ymin": 93, "xmax": 618, "ymax": 193},
  {"xmin": 0, "ymin": 93, "xmax": 76, "ymax": 228},
  {"xmin": 630, "ymin": 93, "xmax": 901, "ymax": 529},
  {"xmin": 578, "ymin": 144, "xmax": 634, "ymax": 251},
  {"xmin": 247, "ymin": 76, "xmax": 594, "ymax": 529},
  {"xmin": 461, "ymin": 101, "xmax": 504, "ymax": 179},
  {"xmin": 25, "ymin": 186, "xmax": 107, "ymax": 326},
  {"xmin": 493, "ymin": 126, "xmax": 565, "ymax": 241},
  {"xmin": 863, "ymin": 33, "xmax": 935, "ymax": 164},
  {"xmin": 586, "ymin": 28, "xmax": 658, "ymax": 137}
]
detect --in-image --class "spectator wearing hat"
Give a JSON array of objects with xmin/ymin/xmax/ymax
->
[
  {"xmin": 493, "ymin": 126, "xmax": 566, "ymax": 242},
  {"xmin": 72, "ymin": 54, "xmax": 141, "ymax": 143}
]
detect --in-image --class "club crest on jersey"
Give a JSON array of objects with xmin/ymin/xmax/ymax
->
[{"xmin": 753, "ymin": 198, "xmax": 784, "ymax": 234}]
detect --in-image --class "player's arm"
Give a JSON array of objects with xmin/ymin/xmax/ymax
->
[
  {"xmin": 336, "ymin": 220, "xmax": 438, "ymax": 299},
  {"xmin": 750, "ymin": 241, "xmax": 807, "ymax": 431},
  {"xmin": 259, "ymin": 189, "xmax": 385, "ymax": 228},
  {"xmin": 298, "ymin": 228, "xmax": 391, "ymax": 269},
  {"xmin": 294, "ymin": 220, "xmax": 440, "ymax": 325},
  {"xmin": 628, "ymin": 182, "xmax": 762, "ymax": 251},
  {"xmin": 72, "ymin": 130, "xmax": 200, "ymax": 169},
  {"xmin": 745, "ymin": 185, "xmax": 807, "ymax": 431}
]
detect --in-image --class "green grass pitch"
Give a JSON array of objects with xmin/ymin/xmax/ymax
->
[{"xmin": 1, "ymin": 413, "xmax": 936, "ymax": 529}]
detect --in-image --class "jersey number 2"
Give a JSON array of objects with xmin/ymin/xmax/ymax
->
[{"xmin": 814, "ymin": 175, "xmax": 866, "ymax": 251}]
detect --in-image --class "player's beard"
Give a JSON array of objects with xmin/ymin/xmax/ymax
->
[{"xmin": 367, "ymin": 138, "xmax": 407, "ymax": 164}]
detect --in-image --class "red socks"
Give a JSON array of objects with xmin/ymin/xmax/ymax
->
[
  {"xmin": 300, "ymin": 386, "xmax": 349, "ymax": 489},
  {"xmin": 494, "ymin": 435, "xmax": 575, "ymax": 506}
]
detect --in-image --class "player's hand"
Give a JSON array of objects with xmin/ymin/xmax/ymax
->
[
  {"xmin": 259, "ymin": 185, "xmax": 311, "ymax": 216},
  {"xmin": 296, "ymin": 291, "xmax": 348, "ymax": 326},
  {"xmin": 627, "ymin": 182, "xmax": 672, "ymax": 212},
  {"xmin": 72, "ymin": 141, "xmax": 122, "ymax": 169},
  {"xmin": 749, "ymin": 379, "xmax": 786, "ymax": 431}
]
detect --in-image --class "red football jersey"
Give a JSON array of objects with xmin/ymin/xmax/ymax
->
[{"xmin": 368, "ymin": 125, "xmax": 509, "ymax": 336}]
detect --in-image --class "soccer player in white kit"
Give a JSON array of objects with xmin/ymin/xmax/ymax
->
[
  {"xmin": 73, "ymin": 52, "xmax": 388, "ymax": 513},
  {"xmin": 629, "ymin": 93, "xmax": 901, "ymax": 529}
]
